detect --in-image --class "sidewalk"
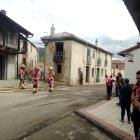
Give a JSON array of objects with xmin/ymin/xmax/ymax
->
[
  {"xmin": 0, "ymin": 80, "xmax": 19, "ymax": 88},
  {"xmin": 0, "ymin": 80, "xmax": 45, "ymax": 88},
  {"xmin": 75, "ymin": 97, "xmax": 135, "ymax": 140},
  {"xmin": 0, "ymin": 80, "xmax": 105, "ymax": 88}
]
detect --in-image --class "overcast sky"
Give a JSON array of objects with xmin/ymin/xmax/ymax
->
[{"xmin": 0, "ymin": 0, "xmax": 140, "ymax": 58}]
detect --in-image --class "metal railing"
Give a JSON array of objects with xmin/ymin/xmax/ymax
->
[{"xmin": 53, "ymin": 51, "xmax": 64, "ymax": 63}]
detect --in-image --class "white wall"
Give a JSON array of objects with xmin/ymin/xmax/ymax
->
[
  {"xmin": 26, "ymin": 42, "xmax": 38, "ymax": 68},
  {"xmin": 7, "ymin": 55, "xmax": 16, "ymax": 79},
  {"xmin": 45, "ymin": 40, "xmax": 112, "ymax": 85},
  {"xmin": 124, "ymin": 49, "xmax": 140, "ymax": 84},
  {"xmin": 70, "ymin": 41, "xmax": 112, "ymax": 84},
  {"xmin": 62, "ymin": 41, "xmax": 72, "ymax": 83},
  {"xmin": 70, "ymin": 41, "xmax": 86, "ymax": 84}
]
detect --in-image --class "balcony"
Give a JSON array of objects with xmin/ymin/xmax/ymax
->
[
  {"xmin": 53, "ymin": 51, "xmax": 64, "ymax": 63},
  {"xmin": 97, "ymin": 58, "xmax": 102, "ymax": 66},
  {"xmin": 104, "ymin": 59, "xmax": 108, "ymax": 66},
  {"xmin": 86, "ymin": 56, "xmax": 91, "ymax": 65}
]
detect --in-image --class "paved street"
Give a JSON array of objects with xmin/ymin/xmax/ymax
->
[
  {"xmin": 26, "ymin": 113, "xmax": 113, "ymax": 140},
  {"xmin": 0, "ymin": 83, "xmax": 113, "ymax": 140}
]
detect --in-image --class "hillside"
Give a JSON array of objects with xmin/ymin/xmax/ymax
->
[{"xmin": 38, "ymin": 47, "xmax": 45, "ymax": 62}]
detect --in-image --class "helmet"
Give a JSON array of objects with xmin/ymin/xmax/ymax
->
[
  {"xmin": 21, "ymin": 64, "xmax": 25, "ymax": 68},
  {"xmin": 49, "ymin": 66, "xmax": 53, "ymax": 70},
  {"xmin": 35, "ymin": 67, "xmax": 40, "ymax": 70}
]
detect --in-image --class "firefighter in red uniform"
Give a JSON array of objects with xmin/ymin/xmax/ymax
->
[
  {"xmin": 32, "ymin": 67, "xmax": 41, "ymax": 94},
  {"xmin": 48, "ymin": 66, "xmax": 55, "ymax": 92},
  {"xmin": 19, "ymin": 64, "xmax": 26, "ymax": 89}
]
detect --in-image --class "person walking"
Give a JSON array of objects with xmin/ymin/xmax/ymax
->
[
  {"xmin": 79, "ymin": 70, "xmax": 83, "ymax": 85},
  {"xmin": 47, "ymin": 66, "xmax": 55, "ymax": 92},
  {"xmin": 119, "ymin": 78, "xmax": 132, "ymax": 123},
  {"xmin": 32, "ymin": 67, "xmax": 41, "ymax": 94},
  {"xmin": 110, "ymin": 75, "xmax": 115, "ymax": 96},
  {"xmin": 116, "ymin": 72, "xmax": 125, "ymax": 106},
  {"xmin": 106, "ymin": 75, "xmax": 112, "ymax": 100},
  {"xmin": 115, "ymin": 75, "xmax": 119, "ymax": 97},
  {"xmin": 131, "ymin": 71, "xmax": 140, "ymax": 140},
  {"xmin": 19, "ymin": 64, "xmax": 26, "ymax": 89}
]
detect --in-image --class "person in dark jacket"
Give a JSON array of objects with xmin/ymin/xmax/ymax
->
[
  {"xmin": 119, "ymin": 78, "xmax": 132, "ymax": 123},
  {"xmin": 131, "ymin": 71, "xmax": 140, "ymax": 140},
  {"xmin": 116, "ymin": 72, "xmax": 125, "ymax": 106}
]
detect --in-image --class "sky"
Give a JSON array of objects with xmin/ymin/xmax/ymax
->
[{"xmin": 0, "ymin": 0, "xmax": 140, "ymax": 59}]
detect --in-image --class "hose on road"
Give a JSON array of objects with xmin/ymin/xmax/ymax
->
[{"xmin": 0, "ymin": 84, "xmax": 47, "ymax": 93}]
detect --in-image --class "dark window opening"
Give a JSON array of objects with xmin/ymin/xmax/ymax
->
[
  {"xmin": 23, "ymin": 58, "xmax": 26, "ymax": 65},
  {"xmin": 57, "ymin": 65, "xmax": 61, "ymax": 73},
  {"xmin": 55, "ymin": 42, "xmax": 63, "ymax": 52},
  {"xmin": 92, "ymin": 68, "xmax": 94, "ymax": 77}
]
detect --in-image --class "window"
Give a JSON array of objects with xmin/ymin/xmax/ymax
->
[
  {"xmin": 101, "ymin": 69, "xmax": 103, "ymax": 76},
  {"xmin": 0, "ymin": 27, "xmax": 3, "ymax": 45},
  {"xmin": 105, "ymin": 69, "xmax": 107, "ymax": 75},
  {"xmin": 98, "ymin": 51, "xmax": 100, "ymax": 58},
  {"xmin": 23, "ymin": 58, "xmax": 26, "ymax": 65},
  {"xmin": 5, "ymin": 32, "xmax": 13, "ymax": 44},
  {"xmin": 92, "ymin": 68, "xmax": 94, "ymax": 77},
  {"xmin": 87, "ymin": 48, "xmax": 91, "ymax": 56},
  {"xmin": 30, "ymin": 60, "xmax": 33, "ymax": 67},
  {"xmin": 93, "ymin": 50, "xmax": 95, "ymax": 59},
  {"xmin": 105, "ymin": 54, "xmax": 107, "ymax": 59},
  {"xmin": 55, "ymin": 42, "xmax": 63, "ymax": 52},
  {"xmin": 57, "ymin": 65, "xmax": 61, "ymax": 73},
  {"xmin": 78, "ymin": 68, "xmax": 81, "ymax": 75},
  {"xmin": 113, "ymin": 69, "xmax": 115, "ymax": 75}
]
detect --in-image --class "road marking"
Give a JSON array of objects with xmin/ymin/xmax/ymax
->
[
  {"xmin": 72, "ymin": 92, "xmax": 93, "ymax": 96},
  {"xmin": 52, "ymin": 93, "xmax": 66, "ymax": 97}
]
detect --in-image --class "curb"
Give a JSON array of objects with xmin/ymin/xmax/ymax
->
[
  {"xmin": 74, "ymin": 110, "xmax": 128, "ymax": 140},
  {"xmin": 55, "ymin": 82, "xmax": 105, "ymax": 87}
]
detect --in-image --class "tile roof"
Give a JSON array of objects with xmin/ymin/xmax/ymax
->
[
  {"xmin": 118, "ymin": 42, "xmax": 140, "ymax": 57},
  {"xmin": 112, "ymin": 60, "xmax": 125, "ymax": 64},
  {"xmin": 41, "ymin": 32, "xmax": 113, "ymax": 55},
  {"xmin": 0, "ymin": 12, "xmax": 33, "ymax": 37}
]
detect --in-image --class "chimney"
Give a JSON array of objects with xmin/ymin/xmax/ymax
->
[
  {"xmin": 95, "ymin": 39, "xmax": 99, "ymax": 47},
  {"xmin": 50, "ymin": 24, "xmax": 55, "ymax": 35},
  {"xmin": 0, "ymin": 10, "xmax": 6, "ymax": 15}
]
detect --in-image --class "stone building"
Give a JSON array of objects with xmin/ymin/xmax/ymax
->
[
  {"xmin": 0, "ymin": 10, "xmax": 33, "ymax": 80},
  {"xmin": 41, "ymin": 25, "xmax": 112, "ymax": 85}
]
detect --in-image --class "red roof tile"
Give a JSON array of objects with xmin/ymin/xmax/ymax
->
[{"xmin": 118, "ymin": 42, "xmax": 140, "ymax": 57}]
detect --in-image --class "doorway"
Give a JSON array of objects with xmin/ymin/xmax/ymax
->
[
  {"xmin": 86, "ymin": 66, "xmax": 90, "ymax": 82},
  {"xmin": 0, "ymin": 55, "xmax": 6, "ymax": 80},
  {"xmin": 96, "ymin": 68, "xmax": 100, "ymax": 82}
]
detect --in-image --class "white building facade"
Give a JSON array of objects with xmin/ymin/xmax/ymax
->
[
  {"xmin": 118, "ymin": 43, "xmax": 140, "ymax": 84},
  {"xmin": 41, "ymin": 30, "xmax": 112, "ymax": 85}
]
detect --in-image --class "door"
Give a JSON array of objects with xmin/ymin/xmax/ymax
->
[
  {"xmin": 0, "ymin": 55, "xmax": 6, "ymax": 80},
  {"xmin": 86, "ymin": 66, "xmax": 90, "ymax": 82},
  {"xmin": 96, "ymin": 68, "xmax": 100, "ymax": 82}
]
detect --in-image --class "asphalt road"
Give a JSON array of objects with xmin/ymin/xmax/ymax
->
[{"xmin": 0, "ymin": 84, "xmax": 113, "ymax": 140}]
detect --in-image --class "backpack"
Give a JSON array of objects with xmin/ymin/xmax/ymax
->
[{"xmin": 106, "ymin": 78, "xmax": 112, "ymax": 86}]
